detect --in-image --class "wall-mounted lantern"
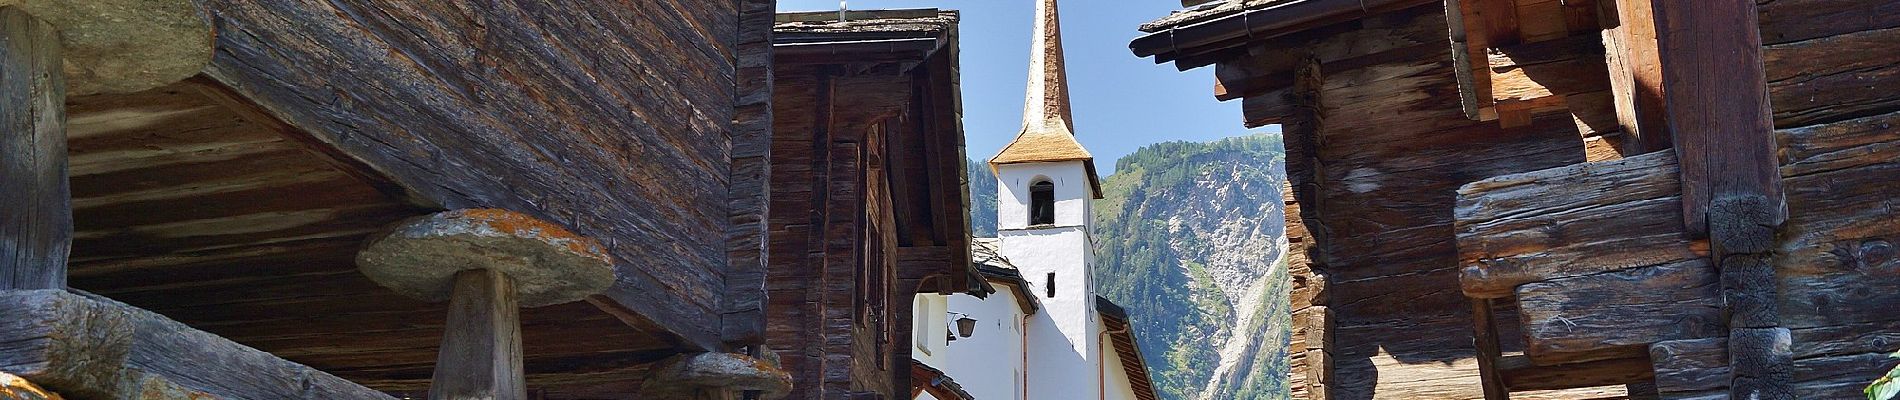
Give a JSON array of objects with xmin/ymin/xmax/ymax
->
[
  {"xmin": 948, "ymin": 312, "xmax": 977, "ymax": 338},
  {"xmin": 955, "ymin": 316, "xmax": 978, "ymax": 338}
]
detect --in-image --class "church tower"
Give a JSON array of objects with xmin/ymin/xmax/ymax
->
[{"xmin": 988, "ymin": 0, "xmax": 1106, "ymax": 398}]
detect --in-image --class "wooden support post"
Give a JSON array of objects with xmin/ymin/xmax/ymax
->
[
  {"xmin": 1647, "ymin": 0, "xmax": 1790, "ymax": 398},
  {"xmin": 1470, "ymin": 298, "xmax": 1511, "ymax": 400},
  {"xmin": 0, "ymin": 7, "xmax": 70, "ymax": 290},
  {"xmin": 431, "ymin": 269, "xmax": 527, "ymax": 400}
]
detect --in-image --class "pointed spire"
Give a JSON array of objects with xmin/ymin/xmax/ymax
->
[
  {"xmin": 989, "ymin": 0, "xmax": 1103, "ymax": 199},
  {"xmin": 1023, "ymin": 0, "xmax": 1075, "ymax": 137}
]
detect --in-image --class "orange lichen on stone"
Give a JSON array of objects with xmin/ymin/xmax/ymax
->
[
  {"xmin": 356, "ymin": 208, "xmax": 618, "ymax": 307},
  {"xmin": 0, "ymin": 372, "xmax": 63, "ymax": 400},
  {"xmin": 445, "ymin": 209, "xmax": 611, "ymax": 259}
]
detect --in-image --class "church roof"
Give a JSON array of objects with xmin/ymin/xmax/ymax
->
[
  {"xmin": 1099, "ymin": 296, "xmax": 1161, "ymax": 400},
  {"xmin": 989, "ymin": 0, "xmax": 1103, "ymax": 199},
  {"xmin": 910, "ymin": 360, "xmax": 977, "ymax": 400}
]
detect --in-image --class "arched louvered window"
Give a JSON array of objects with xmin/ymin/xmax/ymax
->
[{"xmin": 1029, "ymin": 180, "xmax": 1055, "ymax": 226}]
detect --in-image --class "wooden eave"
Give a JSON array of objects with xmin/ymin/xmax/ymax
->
[
  {"xmin": 1097, "ymin": 296, "xmax": 1160, "ymax": 400},
  {"xmin": 773, "ymin": 9, "xmax": 957, "ymax": 67},
  {"xmin": 60, "ymin": 78, "xmax": 689, "ymax": 399},
  {"xmin": 909, "ymin": 360, "xmax": 976, "ymax": 400},
  {"xmin": 1129, "ymin": 0, "xmax": 1438, "ymax": 70}
]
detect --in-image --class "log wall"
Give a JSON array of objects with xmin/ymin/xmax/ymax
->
[
  {"xmin": 765, "ymin": 66, "xmax": 912, "ymax": 400},
  {"xmin": 1455, "ymin": 0, "xmax": 1900, "ymax": 397},
  {"xmin": 1235, "ymin": 5, "xmax": 1602, "ymax": 398}
]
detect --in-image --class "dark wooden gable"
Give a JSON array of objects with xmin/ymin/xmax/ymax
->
[{"xmin": 764, "ymin": 9, "xmax": 975, "ymax": 400}]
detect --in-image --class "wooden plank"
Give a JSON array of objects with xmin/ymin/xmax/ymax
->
[
  {"xmin": 1514, "ymin": 260, "xmax": 1722, "ymax": 365},
  {"xmin": 1488, "ymin": 40, "xmax": 1610, "ymax": 108},
  {"xmin": 431, "ymin": 270, "xmax": 527, "ymax": 400},
  {"xmin": 1486, "ymin": 35, "xmax": 1603, "ymax": 70},
  {"xmin": 0, "ymin": 8, "xmax": 69, "ymax": 290}
]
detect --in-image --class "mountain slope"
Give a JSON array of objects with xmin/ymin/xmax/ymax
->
[
  {"xmin": 1091, "ymin": 134, "xmax": 1289, "ymax": 400},
  {"xmin": 963, "ymin": 134, "xmax": 1288, "ymax": 399}
]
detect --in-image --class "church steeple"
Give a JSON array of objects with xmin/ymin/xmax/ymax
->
[
  {"xmin": 989, "ymin": 0, "xmax": 1103, "ymax": 199},
  {"xmin": 1023, "ymin": 0, "xmax": 1075, "ymax": 138}
]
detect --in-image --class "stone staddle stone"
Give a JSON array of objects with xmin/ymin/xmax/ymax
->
[
  {"xmin": 0, "ymin": 0, "xmax": 213, "ymax": 95},
  {"xmin": 639, "ymin": 353, "xmax": 793, "ymax": 399},
  {"xmin": 356, "ymin": 209, "xmax": 616, "ymax": 308}
]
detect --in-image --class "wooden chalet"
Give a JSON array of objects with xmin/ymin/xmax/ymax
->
[
  {"xmin": 0, "ymin": 0, "xmax": 992, "ymax": 399},
  {"xmin": 1133, "ymin": 0, "xmax": 1900, "ymax": 399},
  {"xmin": 767, "ymin": 9, "xmax": 985, "ymax": 400}
]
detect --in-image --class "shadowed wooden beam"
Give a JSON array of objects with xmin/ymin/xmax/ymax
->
[
  {"xmin": 0, "ymin": 289, "xmax": 397, "ymax": 399},
  {"xmin": 1469, "ymin": 298, "xmax": 1509, "ymax": 400},
  {"xmin": 1497, "ymin": 355, "xmax": 1654, "ymax": 392},
  {"xmin": 0, "ymin": 7, "xmax": 68, "ymax": 290}
]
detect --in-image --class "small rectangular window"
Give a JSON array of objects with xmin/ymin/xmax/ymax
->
[{"xmin": 1046, "ymin": 272, "xmax": 1056, "ymax": 298}]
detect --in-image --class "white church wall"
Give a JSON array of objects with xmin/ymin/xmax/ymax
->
[
  {"xmin": 937, "ymin": 285, "xmax": 1029, "ymax": 400},
  {"xmin": 913, "ymin": 294, "xmax": 949, "ymax": 367}
]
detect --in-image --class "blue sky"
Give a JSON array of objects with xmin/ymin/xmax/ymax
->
[{"xmin": 777, "ymin": 0, "xmax": 1275, "ymax": 172}]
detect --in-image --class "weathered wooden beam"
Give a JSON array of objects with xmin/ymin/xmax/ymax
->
[
  {"xmin": 1650, "ymin": 0, "xmax": 1782, "ymax": 236},
  {"xmin": 1648, "ymin": 337, "xmax": 1728, "ymax": 398},
  {"xmin": 1514, "ymin": 259, "xmax": 1722, "ymax": 365},
  {"xmin": 1649, "ymin": 0, "xmax": 1788, "ymax": 396},
  {"xmin": 721, "ymin": 0, "xmax": 776, "ymax": 347},
  {"xmin": 1457, "ymin": 151, "xmax": 1702, "ymax": 298},
  {"xmin": 0, "ymin": 289, "xmax": 397, "ymax": 399},
  {"xmin": 1469, "ymin": 298, "xmax": 1510, "ymax": 400},
  {"xmin": 0, "ymin": 7, "xmax": 68, "ymax": 291}
]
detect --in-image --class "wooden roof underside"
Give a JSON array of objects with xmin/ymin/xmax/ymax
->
[{"xmin": 63, "ymin": 80, "xmax": 682, "ymax": 398}]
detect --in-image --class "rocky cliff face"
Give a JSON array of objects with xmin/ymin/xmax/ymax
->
[{"xmin": 967, "ymin": 134, "xmax": 1288, "ymax": 399}]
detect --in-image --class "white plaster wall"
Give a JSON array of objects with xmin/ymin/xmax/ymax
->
[
  {"xmin": 1001, "ymin": 227, "xmax": 1099, "ymax": 400},
  {"xmin": 936, "ymin": 285, "xmax": 1029, "ymax": 400},
  {"xmin": 1100, "ymin": 322, "xmax": 1141, "ymax": 400},
  {"xmin": 996, "ymin": 161, "xmax": 1092, "ymax": 230}
]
